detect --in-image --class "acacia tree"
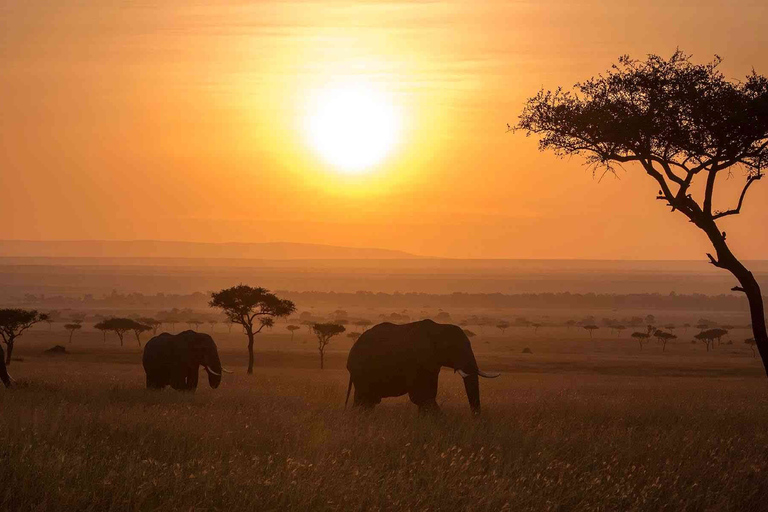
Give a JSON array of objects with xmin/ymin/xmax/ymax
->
[
  {"xmin": 286, "ymin": 325, "xmax": 300, "ymax": 341},
  {"xmin": 583, "ymin": 325, "xmax": 599, "ymax": 339},
  {"xmin": 311, "ymin": 323, "xmax": 345, "ymax": 370},
  {"xmin": 209, "ymin": 285, "xmax": 295, "ymax": 374},
  {"xmin": 138, "ymin": 317, "xmax": 162, "ymax": 335},
  {"xmin": 631, "ymin": 331, "xmax": 650, "ymax": 350},
  {"xmin": 94, "ymin": 318, "xmax": 137, "ymax": 347},
  {"xmin": 654, "ymin": 330, "xmax": 677, "ymax": 352},
  {"xmin": 131, "ymin": 322, "xmax": 151, "ymax": 348},
  {"xmin": 64, "ymin": 323, "xmax": 82, "ymax": 343},
  {"xmin": 496, "ymin": 321, "xmax": 510, "ymax": 334},
  {"xmin": 516, "ymin": 51, "xmax": 768, "ymax": 375},
  {"xmin": 0, "ymin": 309, "xmax": 48, "ymax": 367}
]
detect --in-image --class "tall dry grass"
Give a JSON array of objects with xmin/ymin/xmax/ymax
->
[{"xmin": 2, "ymin": 357, "xmax": 768, "ymax": 511}]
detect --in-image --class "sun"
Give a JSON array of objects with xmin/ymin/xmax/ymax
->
[{"xmin": 304, "ymin": 81, "xmax": 401, "ymax": 174}]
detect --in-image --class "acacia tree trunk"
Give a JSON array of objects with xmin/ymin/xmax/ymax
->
[
  {"xmin": 247, "ymin": 331, "xmax": 255, "ymax": 375},
  {"xmin": 5, "ymin": 339, "xmax": 14, "ymax": 365},
  {"xmin": 0, "ymin": 344, "xmax": 10, "ymax": 387},
  {"xmin": 319, "ymin": 348, "xmax": 324, "ymax": 370},
  {"xmin": 700, "ymin": 219, "xmax": 768, "ymax": 375}
]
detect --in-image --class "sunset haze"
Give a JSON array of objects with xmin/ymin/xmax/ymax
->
[{"xmin": 2, "ymin": 1, "xmax": 767, "ymax": 259}]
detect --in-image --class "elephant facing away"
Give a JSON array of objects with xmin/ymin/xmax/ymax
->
[
  {"xmin": 143, "ymin": 330, "xmax": 229, "ymax": 390},
  {"xmin": 345, "ymin": 319, "xmax": 499, "ymax": 414}
]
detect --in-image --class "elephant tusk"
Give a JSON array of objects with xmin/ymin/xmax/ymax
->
[
  {"xmin": 203, "ymin": 366, "xmax": 221, "ymax": 376},
  {"xmin": 477, "ymin": 369, "xmax": 500, "ymax": 378},
  {"xmin": 221, "ymin": 368, "xmax": 234, "ymax": 374},
  {"xmin": 8, "ymin": 374, "xmax": 15, "ymax": 383},
  {"xmin": 457, "ymin": 369, "xmax": 470, "ymax": 378}
]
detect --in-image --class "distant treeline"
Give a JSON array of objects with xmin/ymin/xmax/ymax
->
[{"xmin": 8, "ymin": 290, "xmax": 756, "ymax": 313}]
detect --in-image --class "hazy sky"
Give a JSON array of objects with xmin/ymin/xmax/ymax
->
[{"xmin": 2, "ymin": 1, "xmax": 767, "ymax": 259}]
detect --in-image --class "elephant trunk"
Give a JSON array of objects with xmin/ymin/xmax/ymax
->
[
  {"xmin": 206, "ymin": 348, "xmax": 223, "ymax": 389},
  {"xmin": 463, "ymin": 373, "xmax": 480, "ymax": 414}
]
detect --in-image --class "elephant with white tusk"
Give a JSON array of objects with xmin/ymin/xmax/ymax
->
[
  {"xmin": 345, "ymin": 319, "xmax": 499, "ymax": 414},
  {"xmin": 143, "ymin": 331, "xmax": 231, "ymax": 390}
]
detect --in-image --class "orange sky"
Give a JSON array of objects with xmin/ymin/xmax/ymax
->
[{"xmin": 1, "ymin": 1, "xmax": 767, "ymax": 259}]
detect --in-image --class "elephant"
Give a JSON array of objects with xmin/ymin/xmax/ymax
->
[
  {"xmin": 143, "ymin": 330, "xmax": 230, "ymax": 390},
  {"xmin": 345, "ymin": 319, "xmax": 499, "ymax": 414}
]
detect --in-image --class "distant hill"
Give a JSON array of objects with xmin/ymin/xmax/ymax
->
[{"xmin": 0, "ymin": 240, "xmax": 422, "ymax": 260}]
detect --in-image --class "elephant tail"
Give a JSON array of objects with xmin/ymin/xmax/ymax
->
[{"xmin": 344, "ymin": 373, "xmax": 353, "ymax": 409}]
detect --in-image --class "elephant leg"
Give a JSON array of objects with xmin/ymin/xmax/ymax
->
[
  {"xmin": 409, "ymin": 372, "xmax": 440, "ymax": 413},
  {"xmin": 352, "ymin": 385, "xmax": 379, "ymax": 410},
  {"xmin": 186, "ymin": 367, "xmax": 199, "ymax": 390},
  {"xmin": 170, "ymin": 369, "xmax": 187, "ymax": 390}
]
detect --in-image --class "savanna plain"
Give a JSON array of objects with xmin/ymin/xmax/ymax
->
[{"xmin": 2, "ymin": 302, "xmax": 768, "ymax": 512}]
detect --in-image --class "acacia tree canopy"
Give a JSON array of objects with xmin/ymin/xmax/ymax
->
[
  {"xmin": 516, "ymin": 50, "xmax": 768, "ymax": 375},
  {"xmin": 209, "ymin": 285, "xmax": 296, "ymax": 374}
]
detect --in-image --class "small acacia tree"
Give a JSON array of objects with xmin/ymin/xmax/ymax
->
[
  {"xmin": 311, "ymin": 323, "xmax": 345, "ymax": 370},
  {"xmin": 131, "ymin": 322, "xmax": 151, "ymax": 348},
  {"xmin": 517, "ymin": 51, "xmax": 768, "ymax": 375},
  {"xmin": 286, "ymin": 325, "xmax": 300, "ymax": 341},
  {"xmin": 138, "ymin": 317, "xmax": 162, "ymax": 335},
  {"xmin": 583, "ymin": 325, "xmax": 599, "ymax": 339},
  {"xmin": 209, "ymin": 285, "xmax": 295, "ymax": 374},
  {"xmin": 496, "ymin": 321, "xmax": 510, "ymax": 334},
  {"xmin": 64, "ymin": 323, "xmax": 82, "ymax": 344},
  {"xmin": 631, "ymin": 331, "xmax": 651, "ymax": 350},
  {"xmin": 0, "ymin": 309, "xmax": 48, "ymax": 366},
  {"xmin": 94, "ymin": 318, "xmax": 137, "ymax": 347},
  {"xmin": 654, "ymin": 330, "xmax": 677, "ymax": 352}
]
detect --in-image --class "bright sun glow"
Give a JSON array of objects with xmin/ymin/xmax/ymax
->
[{"xmin": 305, "ymin": 81, "xmax": 401, "ymax": 174}]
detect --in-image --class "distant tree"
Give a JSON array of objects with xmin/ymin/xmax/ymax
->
[
  {"xmin": 353, "ymin": 319, "xmax": 372, "ymax": 332},
  {"xmin": 301, "ymin": 319, "xmax": 314, "ymax": 333},
  {"xmin": 94, "ymin": 318, "xmax": 138, "ymax": 347},
  {"xmin": 138, "ymin": 317, "xmax": 162, "ymax": 335},
  {"xmin": 435, "ymin": 311, "xmax": 451, "ymax": 322},
  {"xmin": 187, "ymin": 319, "xmax": 204, "ymax": 331},
  {"xmin": 645, "ymin": 315, "xmax": 656, "ymax": 326},
  {"xmin": 209, "ymin": 285, "xmax": 295, "ymax": 375},
  {"xmin": 0, "ymin": 309, "xmax": 48, "ymax": 366},
  {"xmin": 462, "ymin": 329, "xmax": 477, "ymax": 339},
  {"xmin": 286, "ymin": 325, "xmax": 300, "ymax": 341},
  {"xmin": 631, "ymin": 332, "xmax": 651, "ymax": 350},
  {"xmin": 311, "ymin": 323, "xmax": 345, "ymax": 370},
  {"xmin": 95, "ymin": 321, "xmax": 109, "ymax": 343},
  {"xmin": 347, "ymin": 332, "xmax": 361, "ymax": 342},
  {"xmin": 496, "ymin": 321, "xmax": 510, "ymax": 334},
  {"xmin": 564, "ymin": 319, "xmax": 577, "ymax": 330},
  {"xmin": 709, "ymin": 328, "xmax": 730, "ymax": 346},
  {"xmin": 531, "ymin": 322, "xmax": 542, "ymax": 333},
  {"xmin": 131, "ymin": 322, "xmax": 151, "ymax": 348},
  {"xmin": 695, "ymin": 330, "xmax": 718, "ymax": 352},
  {"xmin": 654, "ymin": 330, "xmax": 677, "ymax": 352},
  {"xmin": 615, "ymin": 325, "xmax": 627, "ymax": 338},
  {"xmin": 583, "ymin": 325, "xmax": 599, "ymax": 339},
  {"xmin": 746, "ymin": 338, "xmax": 757, "ymax": 357},
  {"xmin": 64, "ymin": 323, "xmax": 82, "ymax": 343},
  {"xmin": 332, "ymin": 310, "xmax": 348, "ymax": 320},
  {"xmin": 683, "ymin": 323, "xmax": 692, "ymax": 333},
  {"xmin": 664, "ymin": 324, "xmax": 676, "ymax": 332},
  {"xmin": 516, "ymin": 50, "xmax": 768, "ymax": 376},
  {"xmin": 208, "ymin": 318, "xmax": 218, "ymax": 332}
]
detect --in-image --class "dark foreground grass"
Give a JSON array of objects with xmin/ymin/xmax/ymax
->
[{"xmin": 2, "ymin": 360, "xmax": 768, "ymax": 511}]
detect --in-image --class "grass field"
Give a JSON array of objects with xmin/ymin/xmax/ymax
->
[{"xmin": 2, "ymin": 327, "xmax": 768, "ymax": 511}]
